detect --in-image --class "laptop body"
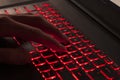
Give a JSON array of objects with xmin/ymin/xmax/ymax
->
[{"xmin": 0, "ymin": 0, "xmax": 120, "ymax": 80}]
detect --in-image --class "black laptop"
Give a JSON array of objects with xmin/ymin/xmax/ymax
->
[{"xmin": 0, "ymin": 0, "xmax": 120, "ymax": 80}]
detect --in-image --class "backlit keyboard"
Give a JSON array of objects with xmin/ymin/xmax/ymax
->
[{"xmin": 1, "ymin": 3, "xmax": 120, "ymax": 80}]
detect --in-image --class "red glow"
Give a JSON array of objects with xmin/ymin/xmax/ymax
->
[{"xmin": 8, "ymin": 3, "xmax": 120, "ymax": 80}]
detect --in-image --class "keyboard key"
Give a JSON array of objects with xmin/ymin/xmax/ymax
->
[
  {"xmin": 110, "ymin": 63, "xmax": 120, "ymax": 70},
  {"xmin": 88, "ymin": 69, "xmax": 107, "ymax": 80},
  {"xmin": 38, "ymin": 63, "xmax": 51, "ymax": 72},
  {"xmin": 41, "ymin": 49, "xmax": 54, "ymax": 58},
  {"xmin": 70, "ymin": 37, "xmax": 81, "ymax": 43},
  {"xmin": 37, "ymin": 46, "xmax": 47, "ymax": 51},
  {"xmin": 38, "ymin": 57, "xmax": 46, "ymax": 64},
  {"xmin": 43, "ymin": 70, "xmax": 57, "ymax": 79},
  {"xmin": 81, "ymin": 47, "xmax": 92, "ymax": 55},
  {"xmin": 81, "ymin": 37, "xmax": 90, "ymax": 43},
  {"xmin": 57, "ymin": 68, "xmax": 75, "ymax": 80},
  {"xmin": 75, "ymin": 42, "xmax": 87, "ymax": 49},
  {"xmin": 61, "ymin": 56, "xmax": 73, "ymax": 64},
  {"xmin": 33, "ymin": 59, "xmax": 40, "ymax": 64},
  {"xmin": 71, "ymin": 51, "xmax": 83, "ymax": 59},
  {"xmin": 61, "ymin": 42, "xmax": 71, "ymax": 46},
  {"xmin": 82, "ymin": 62, "xmax": 95, "ymax": 72},
  {"xmin": 72, "ymin": 68, "xmax": 90, "ymax": 80},
  {"xmin": 87, "ymin": 53, "xmax": 99, "ymax": 61},
  {"xmin": 66, "ymin": 62, "xmax": 79, "ymax": 70},
  {"xmin": 65, "ymin": 33, "xmax": 75, "ymax": 37},
  {"xmin": 52, "ymin": 62, "xmax": 64, "ymax": 70},
  {"xmin": 31, "ymin": 51, "xmax": 40, "ymax": 58},
  {"xmin": 61, "ymin": 28, "xmax": 70, "ymax": 33},
  {"xmin": 93, "ymin": 59, "xmax": 106, "ymax": 68},
  {"xmin": 46, "ymin": 55, "xmax": 59, "ymax": 64},
  {"xmin": 100, "ymin": 66, "xmax": 118, "ymax": 79},
  {"xmin": 55, "ymin": 52, "xmax": 67, "ymax": 58},
  {"xmin": 77, "ymin": 57, "xmax": 89, "ymax": 65},
  {"xmin": 66, "ymin": 45, "xmax": 77, "ymax": 52},
  {"xmin": 97, "ymin": 51, "xmax": 107, "ymax": 58},
  {"xmin": 104, "ymin": 57, "xmax": 113, "ymax": 64}
]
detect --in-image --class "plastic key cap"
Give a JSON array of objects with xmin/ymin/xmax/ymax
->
[
  {"xmin": 43, "ymin": 70, "xmax": 57, "ymax": 79},
  {"xmin": 72, "ymin": 68, "xmax": 90, "ymax": 80},
  {"xmin": 61, "ymin": 56, "xmax": 73, "ymax": 64},
  {"xmin": 52, "ymin": 61, "xmax": 64, "ymax": 70},
  {"xmin": 66, "ymin": 45, "xmax": 77, "ymax": 52},
  {"xmin": 77, "ymin": 57, "xmax": 89, "ymax": 65},
  {"xmin": 88, "ymin": 69, "xmax": 107, "ymax": 80},
  {"xmin": 82, "ymin": 62, "xmax": 95, "ymax": 72},
  {"xmin": 38, "ymin": 63, "xmax": 51, "ymax": 72},
  {"xmin": 93, "ymin": 59, "xmax": 106, "ymax": 68},
  {"xmin": 71, "ymin": 51, "xmax": 83, "ymax": 59},
  {"xmin": 57, "ymin": 68, "xmax": 75, "ymax": 80},
  {"xmin": 46, "ymin": 55, "xmax": 59, "ymax": 64},
  {"xmin": 100, "ymin": 66, "xmax": 118, "ymax": 80},
  {"xmin": 87, "ymin": 53, "xmax": 99, "ymax": 61}
]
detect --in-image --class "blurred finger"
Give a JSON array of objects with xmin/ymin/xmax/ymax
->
[
  {"xmin": 0, "ymin": 17, "xmax": 66, "ymax": 51},
  {"xmin": 7, "ymin": 14, "xmax": 68, "ymax": 42}
]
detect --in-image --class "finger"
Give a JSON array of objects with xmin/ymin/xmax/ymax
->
[
  {"xmin": 6, "ymin": 14, "xmax": 68, "ymax": 42},
  {"xmin": 0, "ymin": 17, "xmax": 66, "ymax": 51},
  {"xmin": 0, "ymin": 48, "xmax": 31, "ymax": 65}
]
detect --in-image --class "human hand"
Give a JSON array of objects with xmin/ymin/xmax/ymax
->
[{"xmin": 0, "ymin": 14, "xmax": 68, "ymax": 65}]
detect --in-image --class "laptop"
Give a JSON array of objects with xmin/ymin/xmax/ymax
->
[{"xmin": 0, "ymin": 0, "xmax": 120, "ymax": 80}]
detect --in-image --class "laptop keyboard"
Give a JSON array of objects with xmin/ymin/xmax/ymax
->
[{"xmin": 1, "ymin": 2, "xmax": 120, "ymax": 80}]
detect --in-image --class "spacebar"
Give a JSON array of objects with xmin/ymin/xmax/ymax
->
[{"xmin": 57, "ymin": 68, "xmax": 75, "ymax": 80}]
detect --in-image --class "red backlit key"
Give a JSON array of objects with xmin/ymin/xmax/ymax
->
[
  {"xmin": 43, "ymin": 70, "xmax": 57, "ymax": 79},
  {"xmin": 87, "ymin": 53, "xmax": 99, "ymax": 61},
  {"xmin": 104, "ymin": 57, "xmax": 113, "ymax": 65},
  {"xmin": 46, "ymin": 55, "xmax": 59, "ymax": 64},
  {"xmin": 52, "ymin": 62, "xmax": 64, "ymax": 71},
  {"xmin": 61, "ymin": 28, "xmax": 70, "ymax": 33},
  {"xmin": 97, "ymin": 51, "xmax": 107, "ymax": 58},
  {"xmin": 31, "ymin": 51, "xmax": 40, "ymax": 58},
  {"xmin": 38, "ymin": 57, "xmax": 46, "ymax": 65},
  {"xmin": 57, "ymin": 68, "xmax": 75, "ymax": 80},
  {"xmin": 66, "ymin": 45, "xmax": 77, "ymax": 52},
  {"xmin": 93, "ymin": 59, "xmax": 106, "ymax": 68},
  {"xmin": 88, "ymin": 69, "xmax": 107, "ymax": 80},
  {"xmin": 82, "ymin": 62, "xmax": 95, "ymax": 72},
  {"xmin": 70, "ymin": 37, "xmax": 81, "ymax": 43},
  {"xmin": 55, "ymin": 52, "xmax": 67, "ymax": 58},
  {"xmin": 37, "ymin": 46, "xmax": 47, "ymax": 51},
  {"xmin": 41, "ymin": 49, "xmax": 54, "ymax": 58},
  {"xmin": 81, "ymin": 47, "xmax": 92, "ymax": 55},
  {"xmin": 100, "ymin": 66, "xmax": 118, "ymax": 80},
  {"xmin": 72, "ymin": 68, "xmax": 90, "ymax": 80},
  {"xmin": 38, "ymin": 63, "xmax": 51, "ymax": 72},
  {"xmin": 75, "ymin": 42, "xmax": 87, "ymax": 49},
  {"xmin": 65, "ymin": 33, "xmax": 76, "ymax": 37},
  {"xmin": 71, "ymin": 51, "xmax": 83, "ymax": 59},
  {"xmin": 77, "ymin": 57, "xmax": 89, "ymax": 65},
  {"xmin": 66, "ymin": 62, "xmax": 79, "ymax": 71},
  {"xmin": 33, "ymin": 59, "xmax": 40, "ymax": 65},
  {"xmin": 61, "ymin": 56, "xmax": 73, "ymax": 64}
]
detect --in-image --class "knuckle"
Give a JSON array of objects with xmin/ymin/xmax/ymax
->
[{"xmin": 0, "ymin": 15, "xmax": 10, "ymax": 22}]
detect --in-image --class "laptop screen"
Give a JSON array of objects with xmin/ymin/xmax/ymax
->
[{"xmin": 110, "ymin": 0, "xmax": 120, "ymax": 7}]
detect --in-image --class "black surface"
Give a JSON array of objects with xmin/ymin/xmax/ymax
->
[
  {"xmin": 50, "ymin": 0, "xmax": 120, "ymax": 65},
  {"xmin": 0, "ymin": 63, "xmax": 43, "ymax": 80},
  {"xmin": 70, "ymin": 0, "xmax": 120, "ymax": 41}
]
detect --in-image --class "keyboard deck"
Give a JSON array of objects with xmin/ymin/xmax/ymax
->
[{"xmin": 1, "ymin": 2, "xmax": 120, "ymax": 80}]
